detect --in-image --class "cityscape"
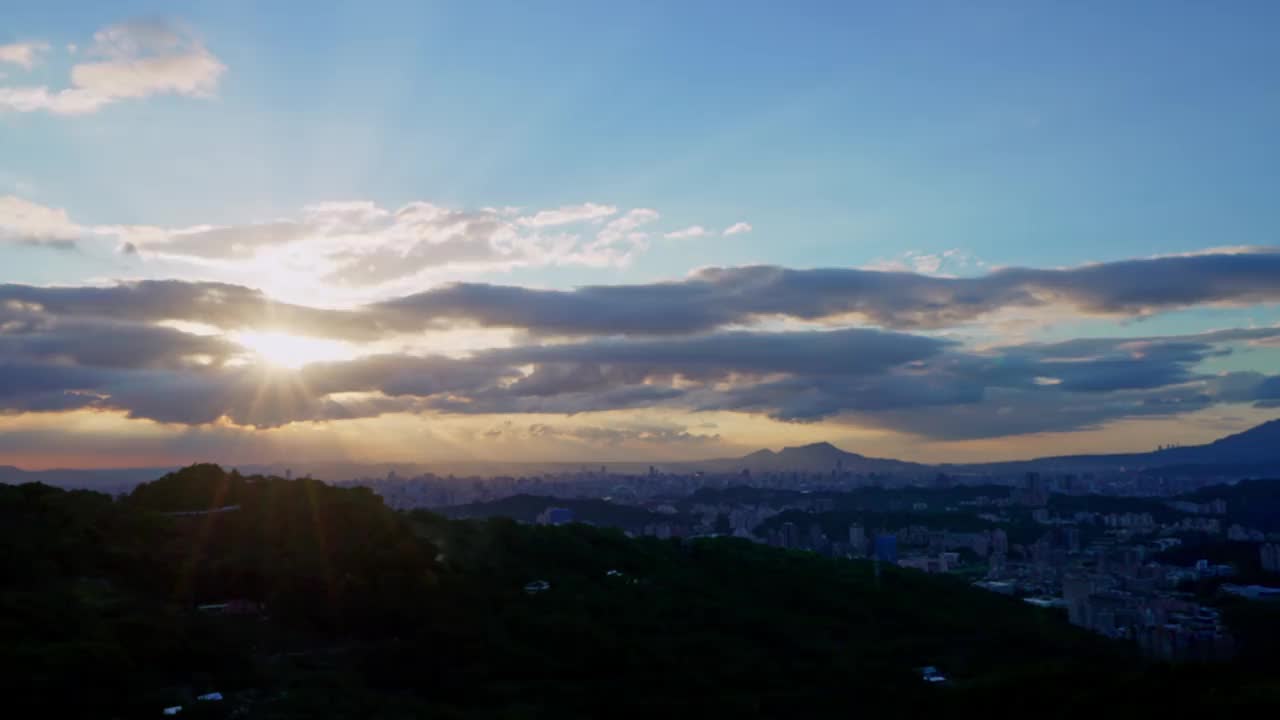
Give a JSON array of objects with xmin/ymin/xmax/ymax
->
[
  {"xmin": 5, "ymin": 2, "xmax": 1280, "ymax": 716},
  {"xmin": 338, "ymin": 422, "xmax": 1280, "ymax": 664}
]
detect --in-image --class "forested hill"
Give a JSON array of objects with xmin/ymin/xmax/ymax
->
[
  {"xmin": 3, "ymin": 465, "xmax": 1278, "ymax": 717},
  {"xmin": 438, "ymin": 492, "xmax": 681, "ymax": 530}
]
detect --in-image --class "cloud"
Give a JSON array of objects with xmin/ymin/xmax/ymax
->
[
  {"xmin": 495, "ymin": 328, "xmax": 949, "ymax": 379},
  {"xmin": 2, "ymin": 292, "xmax": 1279, "ymax": 439},
  {"xmin": 363, "ymin": 253, "xmax": 1280, "ymax": 337},
  {"xmin": 7, "ymin": 251, "xmax": 1280, "ymax": 347},
  {"xmin": 36, "ymin": 199, "xmax": 1273, "ymax": 331},
  {"xmin": 10, "ymin": 196, "xmax": 683, "ymax": 290},
  {"xmin": 664, "ymin": 225, "xmax": 710, "ymax": 240},
  {"xmin": 0, "ymin": 42, "xmax": 49, "ymax": 69},
  {"xmin": 722, "ymin": 221, "xmax": 752, "ymax": 236},
  {"xmin": 586, "ymin": 208, "xmax": 659, "ymax": 261},
  {"xmin": 869, "ymin": 249, "xmax": 980, "ymax": 276},
  {"xmin": 517, "ymin": 203, "xmax": 617, "ymax": 227},
  {"xmin": 485, "ymin": 420, "xmax": 721, "ymax": 448},
  {"xmin": 156, "ymin": 221, "xmax": 313, "ymax": 260},
  {"xmin": 0, "ymin": 20, "xmax": 225, "ymax": 115},
  {"xmin": 0, "ymin": 195, "xmax": 81, "ymax": 248},
  {"xmin": 0, "ymin": 280, "xmax": 378, "ymax": 340},
  {"xmin": 0, "ymin": 318, "xmax": 241, "ymax": 369}
]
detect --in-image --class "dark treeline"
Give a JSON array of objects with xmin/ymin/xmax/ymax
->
[{"xmin": 2, "ymin": 464, "xmax": 1278, "ymax": 717}]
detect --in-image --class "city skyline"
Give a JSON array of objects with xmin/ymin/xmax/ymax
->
[{"xmin": 4, "ymin": 2, "xmax": 1280, "ymax": 468}]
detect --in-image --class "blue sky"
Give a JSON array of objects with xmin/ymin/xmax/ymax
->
[
  {"xmin": 7, "ymin": 1, "xmax": 1280, "ymax": 278},
  {"xmin": 2, "ymin": 2, "xmax": 1279, "ymax": 467}
]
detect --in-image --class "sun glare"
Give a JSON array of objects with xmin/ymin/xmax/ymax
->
[{"xmin": 233, "ymin": 331, "xmax": 356, "ymax": 369}]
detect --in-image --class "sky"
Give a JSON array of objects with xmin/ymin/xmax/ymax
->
[{"xmin": 2, "ymin": 1, "xmax": 1280, "ymax": 469}]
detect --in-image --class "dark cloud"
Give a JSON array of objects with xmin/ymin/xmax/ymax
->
[
  {"xmin": 0, "ymin": 318, "xmax": 240, "ymax": 369},
  {"xmin": 368, "ymin": 251, "xmax": 1280, "ymax": 335},
  {"xmin": 5, "ymin": 252, "xmax": 1280, "ymax": 345},
  {"xmin": 0, "ymin": 280, "xmax": 379, "ymax": 340},
  {"xmin": 0, "ymin": 363, "xmax": 116, "ymax": 413},
  {"xmin": 2, "ymin": 320, "xmax": 1278, "ymax": 436},
  {"xmin": 370, "ymin": 280, "xmax": 733, "ymax": 336},
  {"xmin": 834, "ymin": 385, "xmax": 1222, "ymax": 441},
  {"xmin": 428, "ymin": 384, "xmax": 686, "ymax": 416},
  {"xmin": 2, "ymin": 268, "xmax": 1279, "ymax": 438},
  {"xmin": 495, "ymin": 328, "xmax": 949, "ymax": 379},
  {"xmin": 299, "ymin": 354, "xmax": 516, "ymax": 397}
]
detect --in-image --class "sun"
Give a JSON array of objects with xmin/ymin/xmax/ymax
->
[{"xmin": 233, "ymin": 331, "xmax": 356, "ymax": 369}]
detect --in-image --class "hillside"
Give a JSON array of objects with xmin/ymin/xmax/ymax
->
[{"xmin": 4, "ymin": 465, "xmax": 1280, "ymax": 716}]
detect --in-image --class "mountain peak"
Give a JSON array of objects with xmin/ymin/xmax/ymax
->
[
  {"xmin": 779, "ymin": 441, "xmax": 862, "ymax": 458},
  {"xmin": 792, "ymin": 441, "xmax": 840, "ymax": 451}
]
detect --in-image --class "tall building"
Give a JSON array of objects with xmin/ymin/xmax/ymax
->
[
  {"xmin": 1022, "ymin": 472, "xmax": 1049, "ymax": 507},
  {"xmin": 781, "ymin": 521, "xmax": 801, "ymax": 549},
  {"xmin": 991, "ymin": 528, "xmax": 1009, "ymax": 556},
  {"xmin": 808, "ymin": 523, "xmax": 828, "ymax": 551},
  {"xmin": 848, "ymin": 524, "xmax": 867, "ymax": 556},
  {"xmin": 874, "ymin": 534, "xmax": 898, "ymax": 564},
  {"xmin": 1262, "ymin": 543, "xmax": 1280, "ymax": 574},
  {"xmin": 1063, "ymin": 574, "xmax": 1093, "ymax": 627}
]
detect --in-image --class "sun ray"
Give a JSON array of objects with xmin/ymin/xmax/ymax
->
[{"xmin": 234, "ymin": 331, "xmax": 355, "ymax": 369}]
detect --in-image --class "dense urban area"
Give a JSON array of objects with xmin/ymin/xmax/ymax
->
[{"xmin": 347, "ymin": 447, "xmax": 1280, "ymax": 665}]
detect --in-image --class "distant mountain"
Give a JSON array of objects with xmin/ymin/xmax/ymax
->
[
  {"xmin": 3, "ymin": 419, "xmax": 1278, "ymax": 490},
  {"xmin": 679, "ymin": 419, "xmax": 1280, "ymax": 476},
  {"xmin": 682, "ymin": 441, "xmax": 931, "ymax": 475},
  {"xmin": 955, "ymin": 418, "xmax": 1280, "ymax": 473},
  {"xmin": 1161, "ymin": 418, "xmax": 1280, "ymax": 465},
  {"xmin": 0, "ymin": 465, "xmax": 172, "ymax": 492}
]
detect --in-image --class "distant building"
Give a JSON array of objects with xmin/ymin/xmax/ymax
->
[
  {"xmin": 808, "ymin": 523, "xmax": 828, "ymax": 551},
  {"xmin": 1221, "ymin": 584, "xmax": 1280, "ymax": 600},
  {"xmin": 537, "ymin": 507, "xmax": 574, "ymax": 526},
  {"xmin": 972, "ymin": 580, "xmax": 1015, "ymax": 595},
  {"xmin": 991, "ymin": 528, "xmax": 1009, "ymax": 556},
  {"xmin": 917, "ymin": 666, "xmax": 947, "ymax": 683},
  {"xmin": 874, "ymin": 534, "xmax": 898, "ymax": 564},
  {"xmin": 1063, "ymin": 574, "xmax": 1094, "ymax": 627},
  {"xmin": 1020, "ymin": 472, "xmax": 1049, "ymax": 507},
  {"xmin": 1228, "ymin": 524, "xmax": 1265, "ymax": 542},
  {"xmin": 848, "ymin": 524, "xmax": 867, "ymax": 556},
  {"xmin": 898, "ymin": 555, "xmax": 949, "ymax": 573},
  {"xmin": 1024, "ymin": 597, "xmax": 1069, "ymax": 609},
  {"xmin": 781, "ymin": 521, "xmax": 801, "ymax": 549},
  {"xmin": 1262, "ymin": 544, "xmax": 1280, "ymax": 574}
]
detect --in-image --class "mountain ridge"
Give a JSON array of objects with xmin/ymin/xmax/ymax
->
[
  {"xmin": 682, "ymin": 418, "xmax": 1280, "ymax": 475},
  {"xmin": 2, "ymin": 419, "xmax": 1277, "ymax": 485}
]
